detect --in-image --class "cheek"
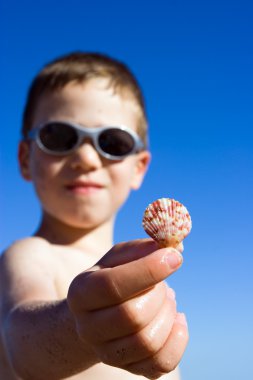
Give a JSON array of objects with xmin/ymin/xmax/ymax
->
[
  {"xmin": 109, "ymin": 161, "xmax": 136, "ymax": 195},
  {"xmin": 29, "ymin": 152, "xmax": 61, "ymax": 195}
]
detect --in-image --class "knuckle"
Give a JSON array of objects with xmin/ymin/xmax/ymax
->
[
  {"xmin": 75, "ymin": 318, "xmax": 90, "ymax": 341},
  {"xmin": 76, "ymin": 314, "xmax": 102, "ymax": 344},
  {"xmin": 137, "ymin": 330, "xmax": 160, "ymax": 356},
  {"xmin": 129, "ymin": 362, "xmax": 170, "ymax": 380},
  {"xmin": 94, "ymin": 345, "xmax": 112, "ymax": 365},
  {"xmin": 119, "ymin": 301, "xmax": 146, "ymax": 330},
  {"xmin": 148, "ymin": 359, "xmax": 177, "ymax": 378},
  {"xmin": 163, "ymin": 356, "xmax": 178, "ymax": 373},
  {"xmin": 96, "ymin": 344, "xmax": 126, "ymax": 367},
  {"xmin": 67, "ymin": 275, "xmax": 85, "ymax": 312},
  {"xmin": 99, "ymin": 270, "xmax": 122, "ymax": 302}
]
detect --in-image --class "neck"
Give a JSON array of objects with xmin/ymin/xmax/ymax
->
[{"xmin": 35, "ymin": 211, "xmax": 114, "ymax": 260}]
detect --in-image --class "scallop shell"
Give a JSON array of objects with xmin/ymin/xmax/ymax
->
[{"xmin": 142, "ymin": 198, "xmax": 192, "ymax": 248}]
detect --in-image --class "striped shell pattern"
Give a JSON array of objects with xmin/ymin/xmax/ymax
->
[{"xmin": 142, "ymin": 198, "xmax": 192, "ymax": 248}]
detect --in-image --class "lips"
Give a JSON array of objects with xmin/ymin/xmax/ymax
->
[{"xmin": 65, "ymin": 180, "xmax": 104, "ymax": 195}]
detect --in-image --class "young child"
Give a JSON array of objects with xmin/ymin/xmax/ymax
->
[{"xmin": 0, "ymin": 52, "xmax": 188, "ymax": 380}]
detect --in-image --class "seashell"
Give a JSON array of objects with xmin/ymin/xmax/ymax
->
[{"xmin": 142, "ymin": 198, "xmax": 192, "ymax": 248}]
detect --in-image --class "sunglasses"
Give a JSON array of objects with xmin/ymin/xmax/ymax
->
[{"xmin": 28, "ymin": 121, "xmax": 144, "ymax": 160}]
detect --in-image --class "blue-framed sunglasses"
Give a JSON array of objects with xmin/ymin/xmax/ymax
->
[{"xmin": 28, "ymin": 121, "xmax": 144, "ymax": 160}]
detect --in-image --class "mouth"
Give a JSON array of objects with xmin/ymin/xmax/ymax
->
[{"xmin": 65, "ymin": 180, "xmax": 104, "ymax": 195}]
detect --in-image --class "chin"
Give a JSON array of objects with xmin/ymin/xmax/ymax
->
[
  {"xmin": 58, "ymin": 211, "xmax": 113, "ymax": 230},
  {"xmin": 42, "ymin": 198, "xmax": 117, "ymax": 231}
]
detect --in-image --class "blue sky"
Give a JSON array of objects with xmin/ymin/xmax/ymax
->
[{"xmin": 1, "ymin": 1, "xmax": 253, "ymax": 379}]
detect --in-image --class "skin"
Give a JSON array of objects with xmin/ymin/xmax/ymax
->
[{"xmin": 0, "ymin": 79, "xmax": 188, "ymax": 380}]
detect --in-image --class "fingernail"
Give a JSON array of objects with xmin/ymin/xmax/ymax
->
[
  {"xmin": 163, "ymin": 249, "xmax": 183, "ymax": 269},
  {"xmin": 176, "ymin": 312, "xmax": 188, "ymax": 327}
]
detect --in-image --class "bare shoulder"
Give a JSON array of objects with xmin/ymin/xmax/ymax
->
[
  {"xmin": 0, "ymin": 237, "xmax": 55, "ymax": 282},
  {"xmin": 0, "ymin": 237, "xmax": 58, "ymax": 315},
  {"xmin": 1, "ymin": 236, "xmax": 52, "ymax": 262}
]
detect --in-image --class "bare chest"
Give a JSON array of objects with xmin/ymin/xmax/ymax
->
[{"xmin": 53, "ymin": 248, "xmax": 98, "ymax": 298}]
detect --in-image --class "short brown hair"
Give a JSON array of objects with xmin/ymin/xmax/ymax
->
[{"xmin": 22, "ymin": 52, "xmax": 148, "ymax": 148}]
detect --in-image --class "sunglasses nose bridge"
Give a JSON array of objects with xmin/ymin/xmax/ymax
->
[
  {"xmin": 73, "ymin": 129, "xmax": 103, "ymax": 160},
  {"xmin": 77, "ymin": 129, "xmax": 97, "ymax": 147}
]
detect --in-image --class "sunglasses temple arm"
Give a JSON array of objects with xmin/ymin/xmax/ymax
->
[
  {"xmin": 137, "ymin": 140, "xmax": 145, "ymax": 151},
  {"xmin": 27, "ymin": 129, "xmax": 37, "ymax": 139}
]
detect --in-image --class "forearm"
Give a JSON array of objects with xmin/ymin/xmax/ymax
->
[{"xmin": 2, "ymin": 299, "xmax": 99, "ymax": 380}]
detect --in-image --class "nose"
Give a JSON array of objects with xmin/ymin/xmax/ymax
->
[{"xmin": 69, "ymin": 140, "xmax": 103, "ymax": 171}]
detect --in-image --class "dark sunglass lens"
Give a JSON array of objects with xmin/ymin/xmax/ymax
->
[
  {"xmin": 39, "ymin": 123, "xmax": 78, "ymax": 152},
  {"xmin": 99, "ymin": 129, "xmax": 135, "ymax": 157}
]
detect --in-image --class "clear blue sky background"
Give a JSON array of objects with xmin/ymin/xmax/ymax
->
[{"xmin": 1, "ymin": 1, "xmax": 253, "ymax": 379}]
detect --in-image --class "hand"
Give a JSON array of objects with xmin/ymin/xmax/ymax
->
[{"xmin": 67, "ymin": 240, "xmax": 188, "ymax": 379}]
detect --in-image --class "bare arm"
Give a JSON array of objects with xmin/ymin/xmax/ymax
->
[
  {"xmin": 1, "ymin": 238, "xmax": 188, "ymax": 380},
  {"xmin": 0, "ymin": 238, "xmax": 99, "ymax": 380},
  {"xmin": 67, "ymin": 240, "xmax": 188, "ymax": 379}
]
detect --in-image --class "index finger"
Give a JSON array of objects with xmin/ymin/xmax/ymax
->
[{"xmin": 70, "ymin": 247, "xmax": 182, "ymax": 311}]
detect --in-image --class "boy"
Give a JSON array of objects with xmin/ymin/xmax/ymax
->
[{"xmin": 0, "ymin": 52, "xmax": 188, "ymax": 379}]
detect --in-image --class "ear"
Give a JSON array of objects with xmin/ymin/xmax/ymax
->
[
  {"xmin": 130, "ymin": 150, "xmax": 151, "ymax": 190},
  {"xmin": 18, "ymin": 140, "xmax": 32, "ymax": 181}
]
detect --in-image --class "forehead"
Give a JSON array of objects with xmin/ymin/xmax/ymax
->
[{"xmin": 32, "ymin": 79, "xmax": 141, "ymax": 131}]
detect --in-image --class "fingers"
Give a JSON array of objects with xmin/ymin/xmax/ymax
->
[
  {"xmin": 76, "ymin": 282, "xmax": 168, "ymax": 343},
  {"xmin": 95, "ymin": 296, "xmax": 177, "ymax": 366},
  {"xmin": 68, "ymin": 246, "xmax": 182, "ymax": 312},
  {"xmin": 124, "ymin": 313, "xmax": 189, "ymax": 379},
  {"xmin": 66, "ymin": 239, "xmax": 188, "ymax": 378},
  {"xmin": 97, "ymin": 239, "xmax": 159, "ymax": 268}
]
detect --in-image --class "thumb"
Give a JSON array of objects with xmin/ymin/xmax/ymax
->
[
  {"xmin": 69, "ymin": 243, "xmax": 183, "ymax": 311},
  {"xmin": 96, "ymin": 239, "xmax": 160, "ymax": 269}
]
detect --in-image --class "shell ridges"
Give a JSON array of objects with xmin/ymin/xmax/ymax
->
[{"xmin": 142, "ymin": 198, "xmax": 192, "ymax": 248}]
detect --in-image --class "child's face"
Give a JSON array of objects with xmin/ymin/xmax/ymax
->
[{"xmin": 19, "ymin": 79, "xmax": 150, "ymax": 229}]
